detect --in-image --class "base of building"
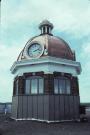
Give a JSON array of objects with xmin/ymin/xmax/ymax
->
[
  {"xmin": 11, "ymin": 117, "xmax": 80, "ymax": 123},
  {"xmin": 12, "ymin": 95, "xmax": 80, "ymax": 122}
]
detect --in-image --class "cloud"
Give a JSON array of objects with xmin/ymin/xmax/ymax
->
[
  {"xmin": 79, "ymin": 41, "xmax": 90, "ymax": 102},
  {"xmin": 82, "ymin": 43, "xmax": 90, "ymax": 54},
  {"xmin": 0, "ymin": 42, "xmax": 23, "ymax": 69},
  {"xmin": 1, "ymin": 0, "xmax": 90, "ymax": 38},
  {"xmin": 80, "ymin": 41, "xmax": 90, "ymax": 63},
  {"xmin": 0, "ymin": 42, "xmax": 24, "ymax": 102},
  {"xmin": 0, "ymin": 73, "xmax": 13, "ymax": 102}
]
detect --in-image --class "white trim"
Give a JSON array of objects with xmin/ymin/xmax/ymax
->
[
  {"xmin": 11, "ymin": 117, "xmax": 80, "ymax": 123},
  {"xmin": 10, "ymin": 56, "xmax": 81, "ymax": 75}
]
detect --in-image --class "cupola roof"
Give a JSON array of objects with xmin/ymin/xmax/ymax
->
[{"xmin": 17, "ymin": 20, "xmax": 75, "ymax": 61}]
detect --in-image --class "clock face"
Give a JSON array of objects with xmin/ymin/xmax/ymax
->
[{"xmin": 28, "ymin": 43, "xmax": 43, "ymax": 58}]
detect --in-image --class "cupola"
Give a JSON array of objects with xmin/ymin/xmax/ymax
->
[{"xmin": 39, "ymin": 20, "xmax": 53, "ymax": 35}]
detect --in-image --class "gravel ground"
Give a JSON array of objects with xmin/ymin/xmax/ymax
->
[{"xmin": 0, "ymin": 112, "xmax": 90, "ymax": 135}]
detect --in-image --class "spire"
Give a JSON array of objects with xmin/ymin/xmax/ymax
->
[{"xmin": 39, "ymin": 20, "xmax": 54, "ymax": 35}]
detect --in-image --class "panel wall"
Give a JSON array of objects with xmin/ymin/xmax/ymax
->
[
  {"xmin": 11, "ymin": 96, "xmax": 18, "ymax": 119},
  {"xmin": 12, "ymin": 95, "xmax": 80, "ymax": 121},
  {"xmin": 27, "ymin": 96, "xmax": 33, "ymax": 118},
  {"xmin": 22, "ymin": 96, "xmax": 28, "ymax": 118},
  {"xmin": 54, "ymin": 95, "xmax": 60, "ymax": 120},
  {"xmin": 49, "ymin": 95, "xmax": 55, "ymax": 121},
  {"xmin": 43, "ymin": 95, "xmax": 49, "ymax": 120},
  {"xmin": 18, "ymin": 96, "xmax": 23, "ymax": 118}
]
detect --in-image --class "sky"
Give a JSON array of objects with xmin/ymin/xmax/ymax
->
[{"xmin": 0, "ymin": 0, "xmax": 90, "ymax": 103}]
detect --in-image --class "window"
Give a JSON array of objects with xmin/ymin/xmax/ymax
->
[
  {"xmin": 31, "ymin": 79, "xmax": 38, "ymax": 94},
  {"xmin": 43, "ymin": 27, "xmax": 45, "ymax": 33},
  {"xmin": 54, "ymin": 77, "xmax": 70, "ymax": 94},
  {"xmin": 47, "ymin": 27, "xmax": 49, "ymax": 34},
  {"xmin": 66, "ymin": 79, "xmax": 70, "ymax": 94},
  {"xmin": 54, "ymin": 79, "xmax": 58, "ymax": 94},
  {"xmin": 25, "ymin": 79, "xmax": 30, "ymax": 94},
  {"xmin": 25, "ymin": 77, "xmax": 44, "ymax": 94},
  {"xmin": 59, "ymin": 79, "xmax": 65, "ymax": 94},
  {"xmin": 38, "ymin": 79, "xmax": 44, "ymax": 94}
]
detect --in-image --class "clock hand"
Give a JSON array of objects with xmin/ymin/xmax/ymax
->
[
  {"xmin": 33, "ymin": 48, "xmax": 40, "ymax": 52},
  {"xmin": 33, "ymin": 49, "xmax": 38, "ymax": 52}
]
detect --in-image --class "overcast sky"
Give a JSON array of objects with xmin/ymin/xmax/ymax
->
[{"xmin": 0, "ymin": 0, "xmax": 90, "ymax": 103}]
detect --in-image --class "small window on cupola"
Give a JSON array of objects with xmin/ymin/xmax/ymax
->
[
  {"xmin": 43, "ymin": 26, "xmax": 46, "ymax": 34},
  {"xmin": 47, "ymin": 27, "xmax": 49, "ymax": 34}
]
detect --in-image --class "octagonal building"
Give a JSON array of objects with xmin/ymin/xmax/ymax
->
[{"xmin": 11, "ymin": 20, "xmax": 81, "ymax": 122}]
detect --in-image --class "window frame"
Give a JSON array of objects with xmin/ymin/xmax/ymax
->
[
  {"xmin": 54, "ymin": 77, "xmax": 71, "ymax": 95},
  {"xmin": 25, "ymin": 76, "xmax": 44, "ymax": 95}
]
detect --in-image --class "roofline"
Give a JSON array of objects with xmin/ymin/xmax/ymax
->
[{"xmin": 10, "ymin": 56, "xmax": 82, "ymax": 74}]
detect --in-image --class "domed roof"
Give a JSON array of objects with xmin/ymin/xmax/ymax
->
[
  {"xmin": 17, "ymin": 20, "xmax": 75, "ymax": 61},
  {"xmin": 17, "ymin": 34, "xmax": 74, "ymax": 61}
]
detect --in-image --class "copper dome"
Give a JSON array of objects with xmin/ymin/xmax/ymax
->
[
  {"xmin": 17, "ymin": 34, "xmax": 74, "ymax": 61},
  {"xmin": 47, "ymin": 35, "xmax": 74, "ymax": 60},
  {"xmin": 17, "ymin": 20, "xmax": 75, "ymax": 61}
]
